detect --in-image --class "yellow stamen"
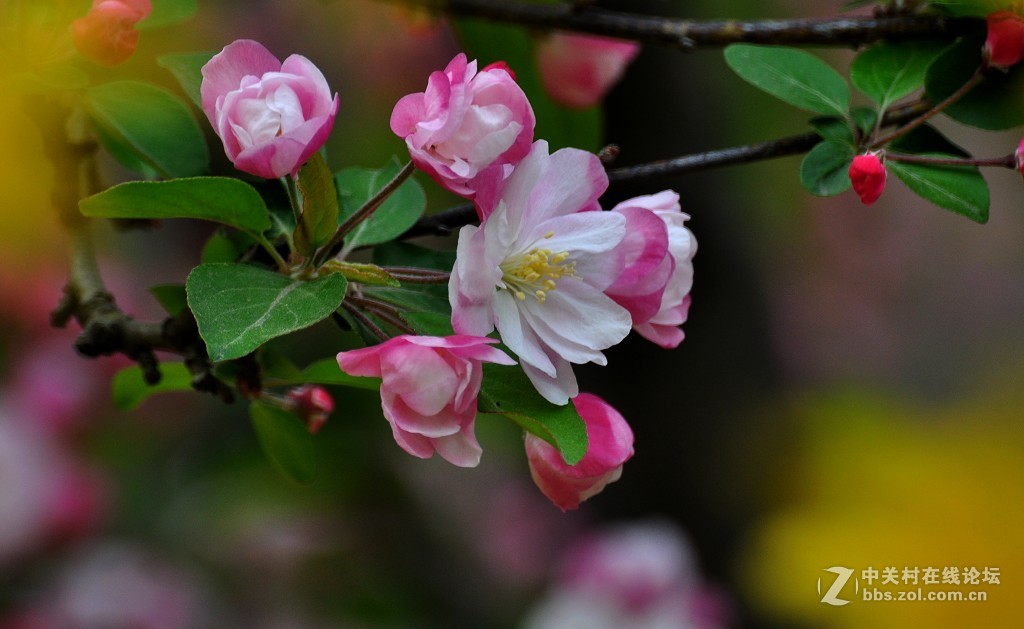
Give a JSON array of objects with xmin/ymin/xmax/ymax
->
[{"xmin": 500, "ymin": 240, "xmax": 578, "ymax": 305}]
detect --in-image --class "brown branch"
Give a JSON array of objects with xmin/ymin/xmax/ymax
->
[{"xmin": 390, "ymin": 0, "xmax": 976, "ymax": 49}]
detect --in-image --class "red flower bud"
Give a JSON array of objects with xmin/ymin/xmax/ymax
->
[
  {"xmin": 849, "ymin": 153, "xmax": 887, "ymax": 205},
  {"xmin": 71, "ymin": 0, "xmax": 152, "ymax": 67},
  {"xmin": 285, "ymin": 385, "xmax": 334, "ymax": 434},
  {"xmin": 481, "ymin": 60, "xmax": 516, "ymax": 81},
  {"xmin": 984, "ymin": 11, "xmax": 1024, "ymax": 69}
]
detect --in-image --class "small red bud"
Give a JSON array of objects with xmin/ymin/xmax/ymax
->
[
  {"xmin": 849, "ymin": 153, "xmax": 887, "ymax": 205},
  {"xmin": 285, "ymin": 385, "xmax": 334, "ymax": 434},
  {"xmin": 984, "ymin": 11, "xmax": 1024, "ymax": 70}
]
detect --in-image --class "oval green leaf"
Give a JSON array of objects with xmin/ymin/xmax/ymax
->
[
  {"xmin": 85, "ymin": 81, "xmax": 208, "ymax": 178},
  {"xmin": 851, "ymin": 40, "xmax": 950, "ymax": 106},
  {"xmin": 800, "ymin": 141, "xmax": 854, "ymax": 196},
  {"xmin": 250, "ymin": 402, "xmax": 317, "ymax": 484},
  {"xmin": 138, "ymin": 0, "xmax": 198, "ymax": 29},
  {"xmin": 80, "ymin": 178, "xmax": 271, "ymax": 235},
  {"xmin": 926, "ymin": 33, "xmax": 1024, "ymax": 130},
  {"xmin": 295, "ymin": 153, "xmax": 339, "ymax": 254},
  {"xmin": 112, "ymin": 363, "xmax": 193, "ymax": 411},
  {"xmin": 724, "ymin": 44, "xmax": 850, "ymax": 116},
  {"xmin": 187, "ymin": 263, "xmax": 348, "ymax": 362},
  {"xmin": 479, "ymin": 364, "xmax": 587, "ymax": 465},
  {"xmin": 888, "ymin": 158, "xmax": 990, "ymax": 224},
  {"xmin": 157, "ymin": 51, "xmax": 214, "ymax": 109}
]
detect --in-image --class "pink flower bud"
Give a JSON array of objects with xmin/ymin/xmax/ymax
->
[
  {"xmin": 536, "ymin": 32, "xmax": 640, "ymax": 109},
  {"xmin": 71, "ymin": 0, "xmax": 152, "ymax": 67},
  {"xmin": 848, "ymin": 153, "xmax": 887, "ymax": 205},
  {"xmin": 201, "ymin": 40, "xmax": 339, "ymax": 179},
  {"xmin": 337, "ymin": 335, "xmax": 515, "ymax": 468},
  {"xmin": 285, "ymin": 385, "xmax": 335, "ymax": 434},
  {"xmin": 390, "ymin": 53, "xmax": 536, "ymax": 199},
  {"xmin": 1016, "ymin": 137, "xmax": 1024, "ymax": 176},
  {"xmin": 984, "ymin": 11, "xmax": 1024, "ymax": 69},
  {"xmin": 525, "ymin": 393, "xmax": 634, "ymax": 511}
]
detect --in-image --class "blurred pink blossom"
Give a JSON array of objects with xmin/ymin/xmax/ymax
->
[
  {"xmin": 201, "ymin": 39, "xmax": 339, "ymax": 179},
  {"xmin": 391, "ymin": 53, "xmax": 535, "ymax": 199},
  {"xmin": 337, "ymin": 335, "xmax": 514, "ymax": 467},
  {"xmin": 525, "ymin": 392, "xmax": 633, "ymax": 511},
  {"xmin": 284, "ymin": 384, "xmax": 334, "ymax": 434},
  {"xmin": 984, "ymin": 10, "xmax": 1024, "ymax": 69},
  {"xmin": 536, "ymin": 32, "xmax": 640, "ymax": 109},
  {"xmin": 71, "ymin": 0, "xmax": 152, "ymax": 67}
]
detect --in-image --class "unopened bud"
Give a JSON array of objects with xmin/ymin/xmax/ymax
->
[
  {"xmin": 285, "ymin": 385, "xmax": 334, "ymax": 434},
  {"xmin": 1016, "ymin": 137, "xmax": 1024, "ymax": 177},
  {"xmin": 984, "ymin": 11, "xmax": 1024, "ymax": 70},
  {"xmin": 71, "ymin": 0, "xmax": 152, "ymax": 67},
  {"xmin": 849, "ymin": 153, "xmax": 887, "ymax": 205}
]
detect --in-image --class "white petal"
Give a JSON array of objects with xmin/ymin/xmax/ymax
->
[{"xmin": 493, "ymin": 291, "xmax": 556, "ymax": 377}]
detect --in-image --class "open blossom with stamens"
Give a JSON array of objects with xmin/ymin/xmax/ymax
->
[
  {"xmin": 449, "ymin": 140, "xmax": 632, "ymax": 405},
  {"xmin": 608, "ymin": 191, "xmax": 696, "ymax": 349}
]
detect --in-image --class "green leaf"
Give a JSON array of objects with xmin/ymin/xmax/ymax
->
[
  {"xmin": 809, "ymin": 116, "xmax": 855, "ymax": 146},
  {"xmin": 85, "ymin": 81, "xmax": 208, "ymax": 179},
  {"xmin": 479, "ymin": 364, "xmax": 587, "ymax": 465},
  {"xmin": 187, "ymin": 263, "xmax": 349, "ymax": 361},
  {"xmin": 321, "ymin": 261, "xmax": 400, "ymax": 287},
  {"xmin": 851, "ymin": 40, "xmax": 950, "ymax": 106},
  {"xmin": 149, "ymin": 284, "xmax": 188, "ymax": 316},
  {"xmin": 157, "ymin": 51, "xmax": 214, "ymax": 109},
  {"xmin": 927, "ymin": 0, "xmax": 1005, "ymax": 17},
  {"xmin": 850, "ymin": 106, "xmax": 879, "ymax": 139},
  {"xmin": 80, "ymin": 178, "xmax": 271, "ymax": 235},
  {"xmin": 372, "ymin": 241, "xmax": 456, "ymax": 272},
  {"xmin": 266, "ymin": 357, "xmax": 381, "ymax": 390},
  {"xmin": 250, "ymin": 402, "xmax": 317, "ymax": 484},
  {"xmin": 724, "ymin": 44, "xmax": 850, "ymax": 116},
  {"xmin": 138, "ymin": 0, "xmax": 198, "ymax": 29},
  {"xmin": 888, "ymin": 158, "xmax": 990, "ymax": 223},
  {"xmin": 926, "ymin": 32, "xmax": 1024, "ymax": 130},
  {"xmin": 335, "ymin": 159, "xmax": 426, "ymax": 253},
  {"xmin": 201, "ymin": 229, "xmax": 256, "ymax": 264},
  {"xmin": 295, "ymin": 153, "xmax": 339, "ymax": 255},
  {"xmin": 890, "ymin": 124, "xmax": 970, "ymax": 158},
  {"xmin": 800, "ymin": 141, "xmax": 854, "ymax": 196},
  {"xmin": 112, "ymin": 363, "xmax": 193, "ymax": 411},
  {"xmin": 454, "ymin": 18, "xmax": 603, "ymax": 152},
  {"xmin": 400, "ymin": 311, "xmax": 455, "ymax": 337}
]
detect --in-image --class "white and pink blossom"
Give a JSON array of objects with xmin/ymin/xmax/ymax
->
[
  {"xmin": 524, "ymin": 393, "xmax": 634, "ymax": 511},
  {"xmin": 336, "ymin": 335, "xmax": 514, "ymax": 468},
  {"xmin": 201, "ymin": 39, "xmax": 339, "ymax": 179},
  {"xmin": 536, "ymin": 32, "xmax": 640, "ymax": 109},
  {"xmin": 390, "ymin": 53, "xmax": 535, "ymax": 199},
  {"xmin": 609, "ymin": 191, "xmax": 696, "ymax": 349},
  {"xmin": 449, "ymin": 140, "xmax": 632, "ymax": 404}
]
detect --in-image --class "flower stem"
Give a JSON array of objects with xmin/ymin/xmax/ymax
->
[
  {"xmin": 870, "ymin": 67, "xmax": 985, "ymax": 149},
  {"xmin": 256, "ymin": 235, "xmax": 290, "ymax": 273},
  {"xmin": 341, "ymin": 300, "xmax": 390, "ymax": 342},
  {"xmin": 382, "ymin": 266, "xmax": 451, "ymax": 284},
  {"xmin": 315, "ymin": 161, "xmax": 416, "ymax": 266}
]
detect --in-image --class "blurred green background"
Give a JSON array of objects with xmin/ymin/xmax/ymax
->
[{"xmin": 1, "ymin": 0, "xmax": 1022, "ymax": 626}]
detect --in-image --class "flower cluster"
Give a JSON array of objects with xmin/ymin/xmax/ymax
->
[{"xmin": 198, "ymin": 44, "xmax": 695, "ymax": 509}]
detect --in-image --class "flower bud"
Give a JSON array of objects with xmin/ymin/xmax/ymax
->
[
  {"xmin": 1016, "ymin": 137, "xmax": 1024, "ymax": 177},
  {"xmin": 984, "ymin": 11, "xmax": 1024, "ymax": 70},
  {"xmin": 71, "ymin": 0, "xmax": 152, "ymax": 67},
  {"xmin": 536, "ymin": 32, "xmax": 640, "ymax": 109},
  {"xmin": 285, "ymin": 385, "xmax": 334, "ymax": 434},
  {"xmin": 848, "ymin": 153, "xmax": 887, "ymax": 205}
]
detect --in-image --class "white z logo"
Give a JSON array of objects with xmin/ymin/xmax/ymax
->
[{"xmin": 818, "ymin": 566, "xmax": 856, "ymax": 606}]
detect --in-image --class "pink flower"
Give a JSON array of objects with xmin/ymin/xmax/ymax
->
[
  {"xmin": 984, "ymin": 11, "xmax": 1024, "ymax": 69},
  {"xmin": 336, "ymin": 335, "xmax": 514, "ymax": 468},
  {"xmin": 201, "ymin": 39, "xmax": 339, "ymax": 179},
  {"xmin": 285, "ymin": 385, "xmax": 334, "ymax": 434},
  {"xmin": 390, "ymin": 53, "xmax": 535, "ymax": 199},
  {"xmin": 536, "ymin": 32, "xmax": 640, "ymax": 109},
  {"xmin": 848, "ymin": 152, "xmax": 887, "ymax": 205},
  {"xmin": 71, "ymin": 0, "xmax": 152, "ymax": 67},
  {"xmin": 449, "ymin": 140, "xmax": 632, "ymax": 405},
  {"xmin": 1016, "ymin": 137, "xmax": 1024, "ymax": 176},
  {"xmin": 608, "ymin": 191, "xmax": 696, "ymax": 349},
  {"xmin": 525, "ymin": 393, "xmax": 634, "ymax": 511}
]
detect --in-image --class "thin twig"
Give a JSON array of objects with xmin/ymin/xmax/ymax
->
[
  {"xmin": 388, "ymin": 0, "xmax": 975, "ymax": 49},
  {"xmin": 886, "ymin": 152, "xmax": 1017, "ymax": 169},
  {"xmin": 342, "ymin": 300, "xmax": 390, "ymax": 342}
]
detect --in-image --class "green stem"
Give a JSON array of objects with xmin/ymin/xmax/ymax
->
[
  {"xmin": 315, "ymin": 161, "xmax": 416, "ymax": 266},
  {"xmin": 256, "ymin": 235, "xmax": 290, "ymax": 272},
  {"xmin": 870, "ymin": 67, "xmax": 985, "ymax": 149}
]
